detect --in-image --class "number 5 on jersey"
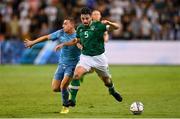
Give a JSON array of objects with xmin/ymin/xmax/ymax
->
[{"xmin": 84, "ymin": 31, "xmax": 88, "ymax": 38}]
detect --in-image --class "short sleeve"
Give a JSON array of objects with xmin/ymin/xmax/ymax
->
[
  {"xmin": 49, "ymin": 29, "xmax": 63, "ymax": 41},
  {"xmin": 99, "ymin": 22, "xmax": 107, "ymax": 32}
]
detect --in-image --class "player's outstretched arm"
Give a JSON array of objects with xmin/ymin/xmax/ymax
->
[
  {"xmin": 101, "ymin": 20, "xmax": 120, "ymax": 32},
  {"xmin": 54, "ymin": 38, "xmax": 79, "ymax": 51},
  {"xmin": 24, "ymin": 35, "xmax": 50, "ymax": 48},
  {"xmin": 103, "ymin": 31, "xmax": 109, "ymax": 42}
]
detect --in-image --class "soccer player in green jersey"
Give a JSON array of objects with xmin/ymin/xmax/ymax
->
[
  {"xmin": 55, "ymin": 7, "xmax": 122, "ymax": 106},
  {"xmin": 68, "ymin": 10, "xmax": 109, "ymax": 106},
  {"xmin": 77, "ymin": 10, "xmax": 108, "ymax": 50}
]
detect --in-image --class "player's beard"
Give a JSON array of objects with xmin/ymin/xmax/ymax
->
[
  {"xmin": 83, "ymin": 22, "xmax": 89, "ymax": 26},
  {"xmin": 83, "ymin": 21, "xmax": 92, "ymax": 26}
]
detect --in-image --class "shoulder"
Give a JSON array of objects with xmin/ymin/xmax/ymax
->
[
  {"xmin": 93, "ymin": 21, "xmax": 101, "ymax": 24},
  {"xmin": 93, "ymin": 21, "xmax": 103, "ymax": 25},
  {"xmin": 51, "ymin": 29, "xmax": 64, "ymax": 35},
  {"xmin": 93, "ymin": 21, "xmax": 106, "ymax": 27},
  {"xmin": 93, "ymin": 21, "xmax": 106, "ymax": 31},
  {"xmin": 76, "ymin": 24, "xmax": 85, "ymax": 33},
  {"xmin": 71, "ymin": 32, "xmax": 77, "ymax": 38},
  {"xmin": 76, "ymin": 24, "xmax": 84, "ymax": 30},
  {"xmin": 58, "ymin": 29, "xmax": 64, "ymax": 34},
  {"xmin": 49, "ymin": 29, "xmax": 64, "ymax": 40},
  {"xmin": 50, "ymin": 29, "xmax": 64, "ymax": 37}
]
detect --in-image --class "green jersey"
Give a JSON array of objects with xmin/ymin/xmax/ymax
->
[{"xmin": 76, "ymin": 21, "xmax": 107, "ymax": 56}]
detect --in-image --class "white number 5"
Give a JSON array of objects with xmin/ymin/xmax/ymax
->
[{"xmin": 84, "ymin": 31, "xmax": 88, "ymax": 38}]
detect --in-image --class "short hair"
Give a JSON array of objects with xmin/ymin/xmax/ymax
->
[
  {"xmin": 81, "ymin": 7, "xmax": 92, "ymax": 15},
  {"xmin": 92, "ymin": 10, "xmax": 101, "ymax": 15},
  {"xmin": 92, "ymin": 10, "xmax": 100, "ymax": 13},
  {"xmin": 64, "ymin": 17, "xmax": 75, "ymax": 24}
]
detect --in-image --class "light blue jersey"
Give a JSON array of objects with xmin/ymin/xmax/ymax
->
[{"xmin": 49, "ymin": 29, "xmax": 80, "ymax": 65}]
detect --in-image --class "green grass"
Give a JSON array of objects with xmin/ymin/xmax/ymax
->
[{"xmin": 0, "ymin": 65, "xmax": 180, "ymax": 118}]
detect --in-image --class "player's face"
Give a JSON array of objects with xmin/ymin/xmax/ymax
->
[
  {"xmin": 92, "ymin": 11, "xmax": 101, "ymax": 21},
  {"xmin": 81, "ymin": 14, "xmax": 92, "ymax": 26},
  {"xmin": 62, "ymin": 20, "xmax": 73, "ymax": 32}
]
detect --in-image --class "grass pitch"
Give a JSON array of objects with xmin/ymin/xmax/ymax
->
[{"xmin": 0, "ymin": 65, "xmax": 180, "ymax": 118}]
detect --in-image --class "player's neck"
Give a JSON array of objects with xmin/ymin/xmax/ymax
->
[{"xmin": 89, "ymin": 21, "xmax": 92, "ymax": 26}]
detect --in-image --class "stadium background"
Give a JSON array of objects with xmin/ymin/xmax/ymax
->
[
  {"xmin": 0, "ymin": 0, "xmax": 180, "ymax": 64},
  {"xmin": 0, "ymin": 0, "xmax": 180, "ymax": 118}
]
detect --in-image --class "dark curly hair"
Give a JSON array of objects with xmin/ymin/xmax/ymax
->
[{"xmin": 81, "ymin": 7, "xmax": 92, "ymax": 15}]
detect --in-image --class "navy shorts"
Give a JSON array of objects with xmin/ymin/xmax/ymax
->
[{"xmin": 53, "ymin": 64, "xmax": 76, "ymax": 80}]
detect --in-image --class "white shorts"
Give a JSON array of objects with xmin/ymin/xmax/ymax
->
[{"xmin": 76, "ymin": 53, "xmax": 111, "ymax": 78}]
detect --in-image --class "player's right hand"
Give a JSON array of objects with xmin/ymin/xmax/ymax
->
[
  {"xmin": 54, "ymin": 43, "xmax": 64, "ymax": 52},
  {"xmin": 24, "ymin": 39, "xmax": 34, "ymax": 48},
  {"xmin": 76, "ymin": 43, "xmax": 83, "ymax": 50},
  {"xmin": 101, "ymin": 20, "xmax": 110, "ymax": 25}
]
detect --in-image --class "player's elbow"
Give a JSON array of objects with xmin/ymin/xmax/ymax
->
[
  {"xmin": 109, "ymin": 25, "xmax": 120, "ymax": 32},
  {"xmin": 114, "ymin": 24, "xmax": 120, "ymax": 30},
  {"xmin": 104, "ymin": 36, "xmax": 109, "ymax": 42},
  {"xmin": 44, "ymin": 35, "xmax": 50, "ymax": 40}
]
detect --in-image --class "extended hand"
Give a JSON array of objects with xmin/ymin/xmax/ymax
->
[
  {"xmin": 24, "ymin": 39, "xmax": 34, "ymax": 48},
  {"xmin": 76, "ymin": 43, "xmax": 83, "ymax": 50},
  {"xmin": 101, "ymin": 20, "xmax": 110, "ymax": 25}
]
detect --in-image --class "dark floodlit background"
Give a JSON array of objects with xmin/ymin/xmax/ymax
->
[{"xmin": 0, "ymin": 0, "xmax": 179, "ymax": 64}]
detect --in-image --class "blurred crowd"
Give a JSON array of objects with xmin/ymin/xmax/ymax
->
[
  {"xmin": 0, "ymin": 0, "xmax": 180, "ymax": 41},
  {"xmin": 0, "ymin": 0, "xmax": 180, "ymax": 64}
]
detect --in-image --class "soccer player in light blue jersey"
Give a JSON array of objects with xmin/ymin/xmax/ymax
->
[{"xmin": 24, "ymin": 17, "xmax": 80, "ymax": 114}]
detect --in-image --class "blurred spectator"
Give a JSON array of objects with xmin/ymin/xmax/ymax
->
[
  {"xmin": 151, "ymin": 19, "xmax": 162, "ymax": 40},
  {"xmin": 121, "ymin": 14, "xmax": 133, "ymax": 40},
  {"xmin": 39, "ymin": 23, "xmax": 50, "ymax": 36},
  {"xmin": 45, "ymin": 2, "xmax": 57, "ymax": 30},
  {"xmin": 141, "ymin": 15, "xmax": 152, "ymax": 39},
  {"xmin": 0, "ymin": 0, "xmax": 179, "ymax": 40},
  {"xmin": 29, "ymin": 14, "xmax": 39, "ymax": 39},
  {"xmin": 9, "ymin": 14, "xmax": 20, "ymax": 38},
  {"xmin": 1, "ymin": 1, "xmax": 13, "ymax": 24},
  {"xmin": 161, "ymin": 22, "xmax": 171, "ymax": 40},
  {"xmin": 147, "ymin": 5, "xmax": 159, "ymax": 23},
  {"xmin": 110, "ymin": 0, "xmax": 124, "ymax": 22},
  {"xmin": 19, "ymin": 14, "xmax": 31, "ymax": 39},
  {"xmin": 0, "ymin": 14, "xmax": 6, "ymax": 40},
  {"xmin": 130, "ymin": 15, "xmax": 142, "ymax": 39},
  {"xmin": 95, "ymin": 0, "xmax": 110, "ymax": 18},
  {"xmin": 171, "ymin": 16, "xmax": 180, "ymax": 40},
  {"xmin": 37, "ymin": 8, "xmax": 48, "ymax": 28}
]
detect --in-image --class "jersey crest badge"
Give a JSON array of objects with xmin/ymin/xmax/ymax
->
[{"xmin": 90, "ymin": 26, "xmax": 95, "ymax": 31}]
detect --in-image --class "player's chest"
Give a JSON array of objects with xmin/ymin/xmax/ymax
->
[{"xmin": 79, "ymin": 26, "xmax": 100, "ymax": 39}]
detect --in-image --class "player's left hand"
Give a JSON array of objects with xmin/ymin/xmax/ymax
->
[
  {"xmin": 24, "ymin": 39, "xmax": 34, "ymax": 48},
  {"xmin": 76, "ymin": 43, "xmax": 83, "ymax": 50}
]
